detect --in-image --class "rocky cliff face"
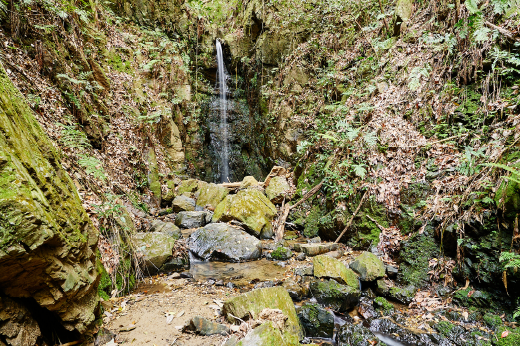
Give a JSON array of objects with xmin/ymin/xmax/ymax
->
[{"xmin": 0, "ymin": 62, "xmax": 99, "ymax": 344}]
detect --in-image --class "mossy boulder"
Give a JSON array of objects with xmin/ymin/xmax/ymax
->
[
  {"xmin": 235, "ymin": 321, "xmax": 287, "ymax": 346},
  {"xmin": 223, "ymin": 286, "xmax": 304, "ymax": 341},
  {"xmin": 196, "ymin": 183, "xmax": 229, "ymax": 209},
  {"xmin": 146, "ymin": 147, "xmax": 161, "ymax": 207},
  {"xmin": 297, "ymin": 303, "xmax": 334, "ymax": 338},
  {"xmin": 149, "ymin": 220, "xmax": 182, "ymax": 239},
  {"xmin": 188, "ymin": 223, "xmax": 262, "ymax": 262},
  {"xmin": 349, "ymin": 252, "xmax": 385, "ymax": 281},
  {"xmin": 213, "ymin": 188, "xmax": 277, "ymax": 239},
  {"xmin": 265, "ymin": 176, "xmax": 291, "ymax": 204},
  {"xmin": 0, "ymin": 62, "xmax": 99, "ymax": 334},
  {"xmin": 272, "ymin": 246, "xmax": 293, "ymax": 260},
  {"xmin": 373, "ymin": 297, "xmax": 394, "ymax": 315},
  {"xmin": 132, "ymin": 232, "xmax": 175, "ymax": 275},
  {"xmin": 313, "ymin": 255, "xmax": 359, "ymax": 288},
  {"xmin": 309, "ymin": 278, "xmax": 360, "ymax": 312},
  {"xmin": 172, "ymin": 195, "xmax": 196, "ymax": 212},
  {"xmin": 177, "ymin": 178, "xmax": 200, "ymax": 195},
  {"xmin": 240, "ymin": 176, "xmax": 259, "ymax": 190},
  {"xmin": 388, "ymin": 285, "xmax": 417, "ymax": 305}
]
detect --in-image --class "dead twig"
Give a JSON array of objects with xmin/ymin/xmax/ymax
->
[
  {"xmin": 334, "ymin": 190, "xmax": 369, "ymax": 244},
  {"xmin": 484, "ymin": 21, "xmax": 520, "ymax": 42}
]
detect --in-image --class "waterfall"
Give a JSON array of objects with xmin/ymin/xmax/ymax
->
[{"xmin": 216, "ymin": 40, "xmax": 230, "ymax": 182}]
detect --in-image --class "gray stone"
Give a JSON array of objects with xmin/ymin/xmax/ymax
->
[
  {"xmin": 349, "ymin": 251, "xmax": 385, "ymax": 281},
  {"xmin": 188, "ymin": 223, "xmax": 262, "ymax": 262},
  {"xmin": 336, "ymin": 322, "xmax": 380, "ymax": 346},
  {"xmin": 183, "ymin": 316, "xmax": 229, "ymax": 336},
  {"xmin": 265, "ymin": 176, "xmax": 291, "ymax": 204},
  {"xmin": 386, "ymin": 265, "xmax": 399, "ymax": 277},
  {"xmin": 309, "ymin": 278, "xmax": 360, "ymax": 312},
  {"xmin": 283, "ymin": 279, "xmax": 308, "ymax": 301},
  {"xmin": 294, "ymin": 265, "xmax": 313, "ymax": 277},
  {"xmin": 299, "ymin": 243, "xmax": 338, "ymax": 256},
  {"xmin": 172, "ymin": 195, "xmax": 196, "ymax": 212},
  {"xmin": 175, "ymin": 211, "xmax": 209, "ymax": 229},
  {"xmin": 297, "ymin": 303, "xmax": 334, "ymax": 338}
]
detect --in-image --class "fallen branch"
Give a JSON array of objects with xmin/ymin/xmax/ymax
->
[
  {"xmin": 273, "ymin": 180, "xmax": 325, "ymax": 242},
  {"xmin": 484, "ymin": 21, "xmax": 520, "ymax": 42},
  {"xmin": 334, "ymin": 190, "xmax": 369, "ymax": 244},
  {"xmin": 220, "ymin": 181, "xmax": 265, "ymax": 189}
]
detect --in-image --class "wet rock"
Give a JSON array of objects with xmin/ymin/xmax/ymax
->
[
  {"xmin": 177, "ymin": 179, "xmax": 200, "ymax": 195},
  {"xmin": 235, "ymin": 321, "xmax": 285, "ymax": 346},
  {"xmin": 297, "ymin": 303, "xmax": 334, "ymax": 338},
  {"xmin": 213, "ymin": 188, "xmax": 277, "ymax": 238},
  {"xmin": 336, "ymin": 323, "xmax": 380, "ymax": 346},
  {"xmin": 349, "ymin": 251, "xmax": 385, "ymax": 281},
  {"xmin": 298, "ymin": 243, "xmax": 338, "ymax": 256},
  {"xmin": 271, "ymin": 246, "xmax": 293, "ymax": 260},
  {"xmin": 386, "ymin": 265, "xmax": 399, "ymax": 277},
  {"xmin": 149, "ymin": 220, "xmax": 182, "ymax": 239},
  {"xmin": 324, "ymin": 250, "xmax": 342, "ymax": 259},
  {"xmin": 294, "ymin": 265, "xmax": 313, "ymax": 277},
  {"xmin": 283, "ymin": 279, "xmax": 308, "ymax": 301},
  {"xmin": 373, "ymin": 297, "xmax": 394, "ymax": 315},
  {"xmin": 161, "ymin": 255, "xmax": 189, "ymax": 272},
  {"xmin": 309, "ymin": 236, "xmax": 322, "ymax": 243},
  {"xmin": 183, "ymin": 316, "xmax": 229, "ymax": 336},
  {"xmin": 175, "ymin": 211, "xmax": 211, "ymax": 229},
  {"xmin": 132, "ymin": 232, "xmax": 176, "ymax": 275},
  {"xmin": 370, "ymin": 318, "xmax": 435, "ymax": 345},
  {"xmin": 172, "ymin": 195, "xmax": 196, "ymax": 212},
  {"xmin": 188, "ymin": 223, "xmax": 262, "ymax": 262},
  {"xmin": 313, "ymin": 254, "xmax": 359, "ymax": 288},
  {"xmin": 223, "ymin": 286, "xmax": 303, "ymax": 340},
  {"xmin": 196, "ymin": 183, "xmax": 229, "ymax": 210},
  {"xmin": 309, "ymin": 278, "xmax": 360, "ymax": 312},
  {"xmin": 358, "ymin": 297, "xmax": 378, "ymax": 320},
  {"xmin": 388, "ymin": 285, "xmax": 417, "ymax": 305},
  {"xmin": 240, "ymin": 176, "xmax": 259, "ymax": 190},
  {"xmin": 375, "ymin": 279, "xmax": 390, "ymax": 296},
  {"xmin": 265, "ymin": 176, "xmax": 291, "ymax": 204}
]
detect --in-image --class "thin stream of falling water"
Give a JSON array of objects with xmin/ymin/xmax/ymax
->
[{"xmin": 216, "ymin": 40, "xmax": 229, "ymax": 182}]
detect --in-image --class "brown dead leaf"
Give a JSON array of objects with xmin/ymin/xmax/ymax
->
[{"xmin": 501, "ymin": 330, "xmax": 509, "ymax": 338}]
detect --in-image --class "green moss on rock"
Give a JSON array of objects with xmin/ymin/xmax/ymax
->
[{"xmin": 313, "ymin": 255, "xmax": 359, "ymax": 288}]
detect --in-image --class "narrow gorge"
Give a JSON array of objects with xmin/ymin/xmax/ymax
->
[{"xmin": 1, "ymin": 0, "xmax": 520, "ymax": 345}]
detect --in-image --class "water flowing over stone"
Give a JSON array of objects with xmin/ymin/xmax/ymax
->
[{"xmin": 216, "ymin": 40, "xmax": 230, "ymax": 182}]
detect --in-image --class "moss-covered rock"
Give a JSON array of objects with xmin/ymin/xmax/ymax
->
[
  {"xmin": 236, "ymin": 321, "xmax": 288, "ymax": 346},
  {"xmin": 313, "ymin": 255, "xmax": 359, "ymax": 288},
  {"xmin": 397, "ymin": 226, "xmax": 439, "ymax": 287},
  {"xmin": 172, "ymin": 195, "xmax": 196, "ymax": 212},
  {"xmin": 483, "ymin": 313, "xmax": 502, "ymax": 329},
  {"xmin": 336, "ymin": 322, "xmax": 381, "ymax": 346},
  {"xmin": 132, "ymin": 232, "xmax": 175, "ymax": 275},
  {"xmin": 265, "ymin": 176, "xmax": 291, "ymax": 204},
  {"xmin": 149, "ymin": 219, "xmax": 182, "ymax": 239},
  {"xmin": 213, "ymin": 188, "xmax": 277, "ymax": 238},
  {"xmin": 388, "ymin": 285, "xmax": 417, "ymax": 305},
  {"xmin": 309, "ymin": 278, "xmax": 360, "ymax": 312},
  {"xmin": 297, "ymin": 303, "xmax": 334, "ymax": 338},
  {"xmin": 223, "ymin": 286, "xmax": 303, "ymax": 340},
  {"xmin": 146, "ymin": 147, "xmax": 161, "ymax": 206},
  {"xmin": 373, "ymin": 297, "xmax": 394, "ymax": 315},
  {"xmin": 0, "ymin": 62, "xmax": 99, "ymax": 334},
  {"xmin": 272, "ymin": 246, "xmax": 293, "ymax": 260},
  {"xmin": 349, "ymin": 252, "xmax": 385, "ymax": 281},
  {"xmin": 196, "ymin": 183, "xmax": 229, "ymax": 209},
  {"xmin": 240, "ymin": 176, "xmax": 259, "ymax": 190},
  {"xmin": 177, "ymin": 178, "xmax": 200, "ymax": 195},
  {"xmin": 495, "ymin": 327, "xmax": 520, "ymax": 346}
]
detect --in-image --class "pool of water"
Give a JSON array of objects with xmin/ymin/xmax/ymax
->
[{"xmin": 184, "ymin": 254, "xmax": 286, "ymax": 286}]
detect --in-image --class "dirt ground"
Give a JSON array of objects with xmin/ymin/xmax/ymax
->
[{"xmin": 101, "ymin": 276, "xmax": 239, "ymax": 346}]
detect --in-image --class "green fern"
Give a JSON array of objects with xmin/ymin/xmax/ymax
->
[
  {"xmin": 346, "ymin": 127, "xmax": 361, "ymax": 141},
  {"xmin": 78, "ymin": 154, "xmax": 106, "ymax": 181},
  {"xmin": 58, "ymin": 123, "xmax": 92, "ymax": 150},
  {"xmin": 363, "ymin": 131, "xmax": 378, "ymax": 148},
  {"xmin": 484, "ymin": 163, "xmax": 520, "ymax": 185},
  {"xmin": 352, "ymin": 164, "xmax": 367, "ymax": 179}
]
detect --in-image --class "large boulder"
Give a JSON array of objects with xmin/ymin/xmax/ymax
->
[
  {"xmin": 223, "ymin": 286, "xmax": 303, "ymax": 341},
  {"xmin": 235, "ymin": 321, "xmax": 287, "ymax": 346},
  {"xmin": 177, "ymin": 178, "xmax": 200, "ymax": 195},
  {"xmin": 265, "ymin": 176, "xmax": 290, "ymax": 204},
  {"xmin": 297, "ymin": 303, "xmax": 334, "ymax": 339},
  {"xmin": 349, "ymin": 252, "xmax": 385, "ymax": 281},
  {"xmin": 149, "ymin": 220, "xmax": 182, "ymax": 239},
  {"xmin": 309, "ymin": 278, "xmax": 360, "ymax": 312},
  {"xmin": 0, "ymin": 63, "xmax": 99, "ymax": 339},
  {"xmin": 188, "ymin": 223, "xmax": 262, "ymax": 262},
  {"xmin": 172, "ymin": 195, "xmax": 196, "ymax": 212},
  {"xmin": 212, "ymin": 188, "xmax": 277, "ymax": 238},
  {"xmin": 175, "ymin": 211, "xmax": 211, "ymax": 229},
  {"xmin": 132, "ymin": 232, "xmax": 175, "ymax": 275},
  {"xmin": 313, "ymin": 255, "xmax": 359, "ymax": 288},
  {"xmin": 196, "ymin": 183, "xmax": 229, "ymax": 210}
]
